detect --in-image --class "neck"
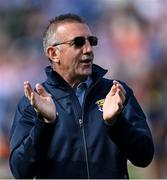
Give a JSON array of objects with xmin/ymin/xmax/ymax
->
[
  {"xmin": 66, "ymin": 76, "xmax": 87, "ymax": 89},
  {"xmin": 52, "ymin": 65, "xmax": 87, "ymax": 89}
]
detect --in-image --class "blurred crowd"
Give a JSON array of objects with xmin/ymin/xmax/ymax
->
[{"xmin": 1, "ymin": 0, "xmax": 167, "ymax": 178}]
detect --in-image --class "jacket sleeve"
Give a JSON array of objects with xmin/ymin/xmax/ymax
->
[
  {"xmin": 9, "ymin": 96, "xmax": 56, "ymax": 179},
  {"xmin": 106, "ymin": 85, "xmax": 154, "ymax": 167}
]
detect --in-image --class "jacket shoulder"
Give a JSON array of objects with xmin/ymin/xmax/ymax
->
[
  {"xmin": 101, "ymin": 78, "xmax": 131, "ymax": 90},
  {"xmin": 10, "ymin": 96, "xmax": 35, "ymax": 137},
  {"xmin": 100, "ymin": 78, "xmax": 133, "ymax": 99}
]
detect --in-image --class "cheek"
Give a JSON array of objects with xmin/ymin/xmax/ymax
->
[
  {"xmin": 61, "ymin": 49, "xmax": 82, "ymax": 68},
  {"xmin": 62, "ymin": 57, "xmax": 79, "ymax": 71},
  {"xmin": 69, "ymin": 55, "xmax": 81, "ymax": 67},
  {"xmin": 60, "ymin": 53, "xmax": 74, "ymax": 65}
]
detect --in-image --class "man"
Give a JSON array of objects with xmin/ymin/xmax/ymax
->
[{"xmin": 9, "ymin": 13, "xmax": 154, "ymax": 179}]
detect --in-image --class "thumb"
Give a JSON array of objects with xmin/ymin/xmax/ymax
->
[{"xmin": 35, "ymin": 83, "xmax": 49, "ymax": 97}]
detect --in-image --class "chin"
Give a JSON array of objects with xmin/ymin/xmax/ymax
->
[
  {"xmin": 82, "ymin": 68, "xmax": 92, "ymax": 76},
  {"xmin": 77, "ymin": 71, "xmax": 91, "ymax": 81},
  {"xmin": 77, "ymin": 65, "xmax": 92, "ymax": 78},
  {"xmin": 83, "ymin": 65, "xmax": 92, "ymax": 74}
]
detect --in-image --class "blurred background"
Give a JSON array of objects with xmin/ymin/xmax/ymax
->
[{"xmin": 1, "ymin": 0, "xmax": 167, "ymax": 178}]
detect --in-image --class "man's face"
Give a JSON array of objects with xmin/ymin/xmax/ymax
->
[{"xmin": 51, "ymin": 22, "xmax": 95, "ymax": 82}]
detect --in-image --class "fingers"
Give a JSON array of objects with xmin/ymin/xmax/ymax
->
[
  {"xmin": 113, "ymin": 80, "xmax": 126, "ymax": 95},
  {"xmin": 24, "ymin": 81, "xmax": 33, "ymax": 100},
  {"xmin": 30, "ymin": 91, "xmax": 35, "ymax": 106},
  {"xmin": 114, "ymin": 81, "xmax": 126, "ymax": 106},
  {"xmin": 108, "ymin": 80, "xmax": 126, "ymax": 109},
  {"xmin": 24, "ymin": 81, "xmax": 39, "ymax": 110},
  {"xmin": 116, "ymin": 89, "xmax": 126, "ymax": 106},
  {"xmin": 35, "ymin": 83, "xmax": 50, "ymax": 97},
  {"xmin": 107, "ymin": 82, "xmax": 117, "ymax": 96},
  {"xmin": 30, "ymin": 91, "xmax": 40, "ymax": 112},
  {"xmin": 108, "ymin": 80, "xmax": 126, "ymax": 97}
]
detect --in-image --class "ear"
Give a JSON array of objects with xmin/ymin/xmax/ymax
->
[{"xmin": 47, "ymin": 47, "xmax": 60, "ymax": 63}]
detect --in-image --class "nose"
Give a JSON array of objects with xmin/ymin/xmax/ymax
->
[{"xmin": 83, "ymin": 39, "xmax": 93, "ymax": 53}]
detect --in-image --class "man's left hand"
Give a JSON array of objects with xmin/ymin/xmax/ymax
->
[{"xmin": 103, "ymin": 80, "xmax": 126, "ymax": 123}]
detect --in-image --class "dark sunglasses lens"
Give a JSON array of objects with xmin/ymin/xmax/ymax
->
[
  {"xmin": 74, "ymin": 37, "xmax": 85, "ymax": 47},
  {"xmin": 88, "ymin": 36, "xmax": 98, "ymax": 46}
]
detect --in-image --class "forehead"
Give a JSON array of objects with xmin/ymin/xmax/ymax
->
[{"xmin": 56, "ymin": 22, "xmax": 92, "ymax": 40}]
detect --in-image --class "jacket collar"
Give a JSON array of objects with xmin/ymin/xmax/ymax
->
[{"xmin": 45, "ymin": 64, "xmax": 108, "ymax": 87}]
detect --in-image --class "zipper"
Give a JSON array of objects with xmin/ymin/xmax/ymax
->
[
  {"xmin": 77, "ymin": 77, "xmax": 103, "ymax": 179},
  {"xmin": 78, "ymin": 78, "xmax": 102, "ymax": 179},
  {"xmin": 79, "ymin": 118, "xmax": 90, "ymax": 179}
]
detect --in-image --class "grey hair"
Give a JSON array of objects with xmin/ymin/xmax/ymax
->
[{"xmin": 43, "ymin": 13, "xmax": 86, "ymax": 56}]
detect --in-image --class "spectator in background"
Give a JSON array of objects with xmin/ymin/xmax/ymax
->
[
  {"xmin": 144, "ymin": 61, "xmax": 167, "ymax": 178},
  {"xmin": 9, "ymin": 13, "xmax": 154, "ymax": 179}
]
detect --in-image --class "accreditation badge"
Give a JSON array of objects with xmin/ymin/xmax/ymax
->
[{"xmin": 95, "ymin": 99, "xmax": 105, "ymax": 112}]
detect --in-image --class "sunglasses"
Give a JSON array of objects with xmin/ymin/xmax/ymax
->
[{"xmin": 52, "ymin": 36, "xmax": 98, "ymax": 48}]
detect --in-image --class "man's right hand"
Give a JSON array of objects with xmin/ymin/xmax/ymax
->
[{"xmin": 24, "ymin": 81, "xmax": 56, "ymax": 123}]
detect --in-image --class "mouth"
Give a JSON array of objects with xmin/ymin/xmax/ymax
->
[
  {"xmin": 80, "ymin": 54, "xmax": 93, "ymax": 65},
  {"xmin": 80, "ymin": 59, "xmax": 92, "ymax": 64}
]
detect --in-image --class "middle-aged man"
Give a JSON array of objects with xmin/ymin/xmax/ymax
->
[{"xmin": 9, "ymin": 13, "xmax": 154, "ymax": 179}]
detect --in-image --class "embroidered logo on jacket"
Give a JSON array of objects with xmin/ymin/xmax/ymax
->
[{"xmin": 96, "ymin": 99, "xmax": 105, "ymax": 112}]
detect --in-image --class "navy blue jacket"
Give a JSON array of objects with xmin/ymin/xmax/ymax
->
[{"xmin": 9, "ymin": 64, "xmax": 154, "ymax": 179}]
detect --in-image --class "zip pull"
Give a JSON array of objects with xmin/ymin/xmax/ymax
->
[{"xmin": 79, "ymin": 119, "xmax": 83, "ymax": 128}]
